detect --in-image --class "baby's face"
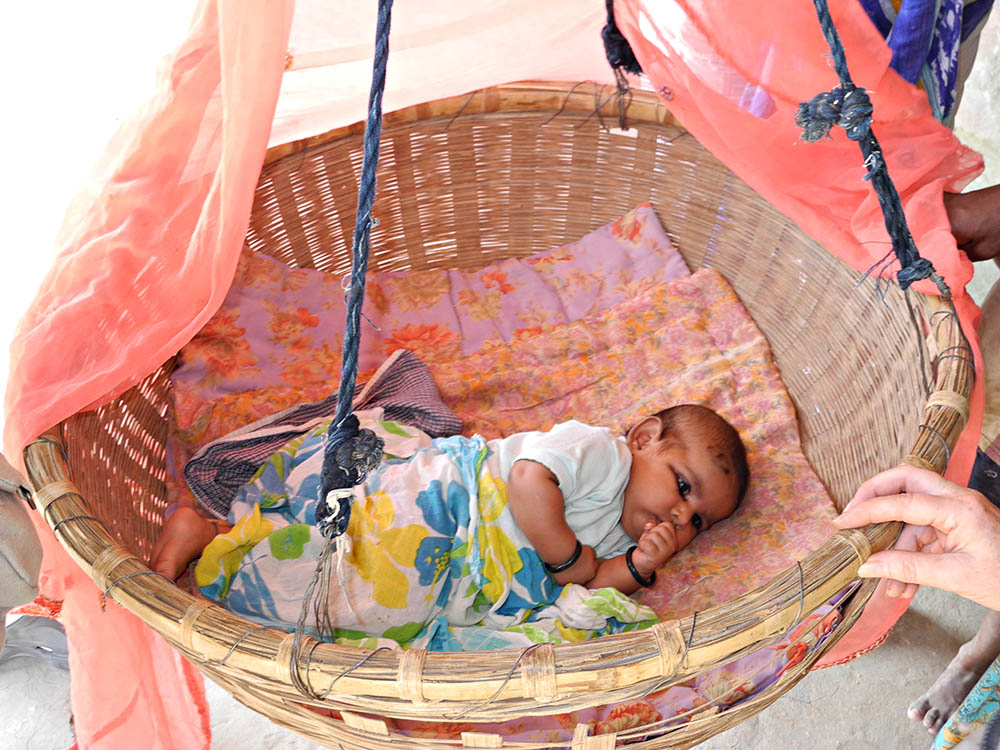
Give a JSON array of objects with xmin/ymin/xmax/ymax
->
[{"xmin": 622, "ymin": 418, "xmax": 740, "ymax": 552}]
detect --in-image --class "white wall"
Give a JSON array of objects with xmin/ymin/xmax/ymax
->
[{"xmin": 0, "ymin": 2, "xmax": 196, "ymax": 440}]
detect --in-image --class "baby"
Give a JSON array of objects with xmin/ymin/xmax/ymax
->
[
  {"xmin": 152, "ymin": 404, "xmax": 748, "ymax": 605},
  {"xmin": 508, "ymin": 404, "xmax": 748, "ymax": 595}
]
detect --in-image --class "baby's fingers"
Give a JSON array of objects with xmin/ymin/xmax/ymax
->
[{"xmin": 636, "ymin": 524, "xmax": 676, "ymax": 560}]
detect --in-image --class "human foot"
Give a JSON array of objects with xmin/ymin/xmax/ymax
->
[
  {"xmin": 907, "ymin": 639, "xmax": 997, "ymax": 734},
  {"xmin": 148, "ymin": 507, "xmax": 219, "ymax": 580}
]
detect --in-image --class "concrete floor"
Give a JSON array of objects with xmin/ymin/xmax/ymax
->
[
  {"xmin": 699, "ymin": 589, "xmax": 986, "ymax": 749},
  {"xmin": 2, "ymin": 9, "xmax": 999, "ymax": 750}
]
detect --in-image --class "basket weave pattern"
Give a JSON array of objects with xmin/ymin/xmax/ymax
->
[{"xmin": 25, "ymin": 82, "xmax": 972, "ymax": 748}]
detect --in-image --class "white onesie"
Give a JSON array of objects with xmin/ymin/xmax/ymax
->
[{"xmin": 489, "ymin": 420, "xmax": 635, "ymax": 559}]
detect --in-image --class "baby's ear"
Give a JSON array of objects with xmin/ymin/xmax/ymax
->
[{"xmin": 626, "ymin": 416, "xmax": 664, "ymax": 450}]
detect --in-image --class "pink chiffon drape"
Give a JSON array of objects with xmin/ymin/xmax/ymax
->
[
  {"xmin": 612, "ymin": 0, "xmax": 985, "ymax": 667},
  {"xmin": 5, "ymin": 0, "xmax": 982, "ymax": 746},
  {"xmin": 12, "ymin": 1, "xmax": 295, "ymax": 746}
]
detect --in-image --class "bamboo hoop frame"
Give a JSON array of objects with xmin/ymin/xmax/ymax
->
[{"xmin": 24, "ymin": 81, "xmax": 974, "ymax": 748}]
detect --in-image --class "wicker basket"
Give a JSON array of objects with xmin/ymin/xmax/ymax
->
[{"xmin": 25, "ymin": 81, "xmax": 973, "ymax": 749}]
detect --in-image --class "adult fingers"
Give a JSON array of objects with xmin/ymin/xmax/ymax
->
[
  {"xmin": 900, "ymin": 582, "xmax": 918, "ymax": 599},
  {"xmin": 840, "ymin": 466, "xmax": 956, "ymax": 514},
  {"xmin": 834, "ymin": 491, "xmax": 962, "ymax": 533},
  {"xmin": 892, "ymin": 523, "xmax": 944, "ymax": 555},
  {"xmin": 857, "ymin": 549, "xmax": 968, "ymax": 593},
  {"xmin": 884, "ymin": 578, "xmax": 918, "ymax": 599},
  {"xmin": 884, "ymin": 577, "xmax": 904, "ymax": 599}
]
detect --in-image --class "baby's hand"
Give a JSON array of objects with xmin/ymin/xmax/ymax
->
[{"xmin": 631, "ymin": 521, "xmax": 678, "ymax": 577}]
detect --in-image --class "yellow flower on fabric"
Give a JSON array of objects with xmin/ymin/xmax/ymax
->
[
  {"xmin": 477, "ymin": 523, "xmax": 522, "ymax": 604},
  {"xmin": 194, "ymin": 505, "xmax": 275, "ymax": 596},
  {"xmin": 555, "ymin": 620, "xmax": 590, "ymax": 642},
  {"xmin": 386, "ymin": 270, "xmax": 450, "ymax": 310},
  {"xmin": 456, "ymin": 288, "xmax": 503, "ymax": 321},
  {"xmin": 348, "ymin": 490, "xmax": 428, "ymax": 609},
  {"xmin": 472, "ymin": 470, "xmax": 522, "ymax": 603},
  {"xmin": 477, "ymin": 472, "xmax": 508, "ymax": 523}
]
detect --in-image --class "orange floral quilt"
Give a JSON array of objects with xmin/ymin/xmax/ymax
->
[{"xmin": 430, "ymin": 268, "xmax": 837, "ymax": 618}]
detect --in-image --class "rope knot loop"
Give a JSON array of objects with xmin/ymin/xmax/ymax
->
[
  {"xmin": 601, "ymin": 0, "xmax": 643, "ymax": 75},
  {"xmin": 838, "ymin": 87, "xmax": 873, "ymax": 141},
  {"xmin": 317, "ymin": 414, "xmax": 385, "ymax": 539},
  {"xmin": 795, "ymin": 88, "xmax": 843, "ymax": 142},
  {"xmin": 795, "ymin": 85, "xmax": 872, "ymax": 142},
  {"xmin": 896, "ymin": 257, "xmax": 935, "ymax": 290},
  {"xmin": 798, "ymin": 0, "xmax": 951, "ymax": 303}
]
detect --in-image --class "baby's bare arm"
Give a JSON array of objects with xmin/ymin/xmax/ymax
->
[
  {"xmin": 506, "ymin": 460, "xmax": 597, "ymax": 584},
  {"xmin": 585, "ymin": 555, "xmax": 643, "ymax": 594}
]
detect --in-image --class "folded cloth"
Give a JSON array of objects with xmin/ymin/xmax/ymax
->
[
  {"xmin": 858, "ymin": 0, "xmax": 994, "ymax": 124},
  {"xmin": 184, "ymin": 349, "xmax": 462, "ymax": 519}
]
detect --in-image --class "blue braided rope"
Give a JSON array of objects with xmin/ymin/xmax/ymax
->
[
  {"xmin": 333, "ymin": 0, "xmax": 393, "ymax": 430},
  {"xmin": 315, "ymin": 0, "xmax": 393, "ymax": 540},
  {"xmin": 602, "ymin": 0, "xmax": 643, "ymax": 75},
  {"xmin": 796, "ymin": 0, "xmax": 950, "ymax": 295}
]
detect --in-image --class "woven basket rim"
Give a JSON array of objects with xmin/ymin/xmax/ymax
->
[{"xmin": 24, "ymin": 81, "xmax": 974, "ymax": 723}]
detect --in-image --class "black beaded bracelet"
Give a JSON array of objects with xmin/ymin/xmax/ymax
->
[
  {"xmin": 625, "ymin": 546, "xmax": 656, "ymax": 587},
  {"xmin": 543, "ymin": 540, "xmax": 583, "ymax": 574}
]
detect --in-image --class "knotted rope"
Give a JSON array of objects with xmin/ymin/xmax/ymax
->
[
  {"xmin": 601, "ymin": 0, "xmax": 643, "ymax": 76},
  {"xmin": 795, "ymin": 0, "xmax": 950, "ymax": 296},
  {"xmin": 314, "ymin": 0, "xmax": 393, "ymax": 541},
  {"xmin": 291, "ymin": 0, "xmax": 393, "ymax": 693}
]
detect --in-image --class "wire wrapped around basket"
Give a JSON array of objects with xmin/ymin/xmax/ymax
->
[{"xmin": 22, "ymin": 79, "xmax": 974, "ymax": 749}]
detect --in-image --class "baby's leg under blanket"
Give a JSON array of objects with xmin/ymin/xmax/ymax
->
[
  {"xmin": 197, "ymin": 435, "xmax": 480, "ymax": 643},
  {"xmin": 221, "ymin": 513, "xmax": 444, "ymax": 641}
]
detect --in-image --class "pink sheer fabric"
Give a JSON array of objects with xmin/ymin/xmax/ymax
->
[
  {"xmin": 3, "ymin": 0, "xmax": 983, "ymax": 746},
  {"xmin": 8, "ymin": 1, "xmax": 295, "ymax": 747},
  {"xmin": 24, "ymin": 502, "xmax": 211, "ymax": 749},
  {"xmin": 613, "ymin": 0, "xmax": 985, "ymax": 666},
  {"xmin": 272, "ymin": 0, "xmax": 617, "ymax": 148}
]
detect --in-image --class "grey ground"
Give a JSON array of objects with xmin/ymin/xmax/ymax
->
[{"xmin": 2, "ymin": 12, "xmax": 999, "ymax": 750}]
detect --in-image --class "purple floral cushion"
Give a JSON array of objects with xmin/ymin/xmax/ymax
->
[{"xmin": 172, "ymin": 202, "xmax": 689, "ymax": 401}]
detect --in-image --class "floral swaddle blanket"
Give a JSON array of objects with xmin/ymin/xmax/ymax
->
[{"xmin": 194, "ymin": 409, "xmax": 656, "ymax": 650}]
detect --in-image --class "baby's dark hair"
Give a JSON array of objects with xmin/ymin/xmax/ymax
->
[{"xmin": 653, "ymin": 404, "xmax": 750, "ymax": 504}]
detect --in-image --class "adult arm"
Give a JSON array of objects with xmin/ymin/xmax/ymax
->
[
  {"xmin": 833, "ymin": 465, "xmax": 1000, "ymax": 609},
  {"xmin": 944, "ymin": 184, "xmax": 1000, "ymax": 264}
]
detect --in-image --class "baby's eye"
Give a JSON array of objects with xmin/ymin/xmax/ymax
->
[
  {"xmin": 691, "ymin": 514, "xmax": 703, "ymax": 531},
  {"xmin": 676, "ymin": 475, "xmax": 691, "ymax": 497}
]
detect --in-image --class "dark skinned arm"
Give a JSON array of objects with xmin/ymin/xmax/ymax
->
[
  {"xmin": 506, "ymin": 459, "xmax": 598, "ymax": 585},
  {"xmin": 508, "ymin": 461, "xmax": 676, "ymax": 591}
]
